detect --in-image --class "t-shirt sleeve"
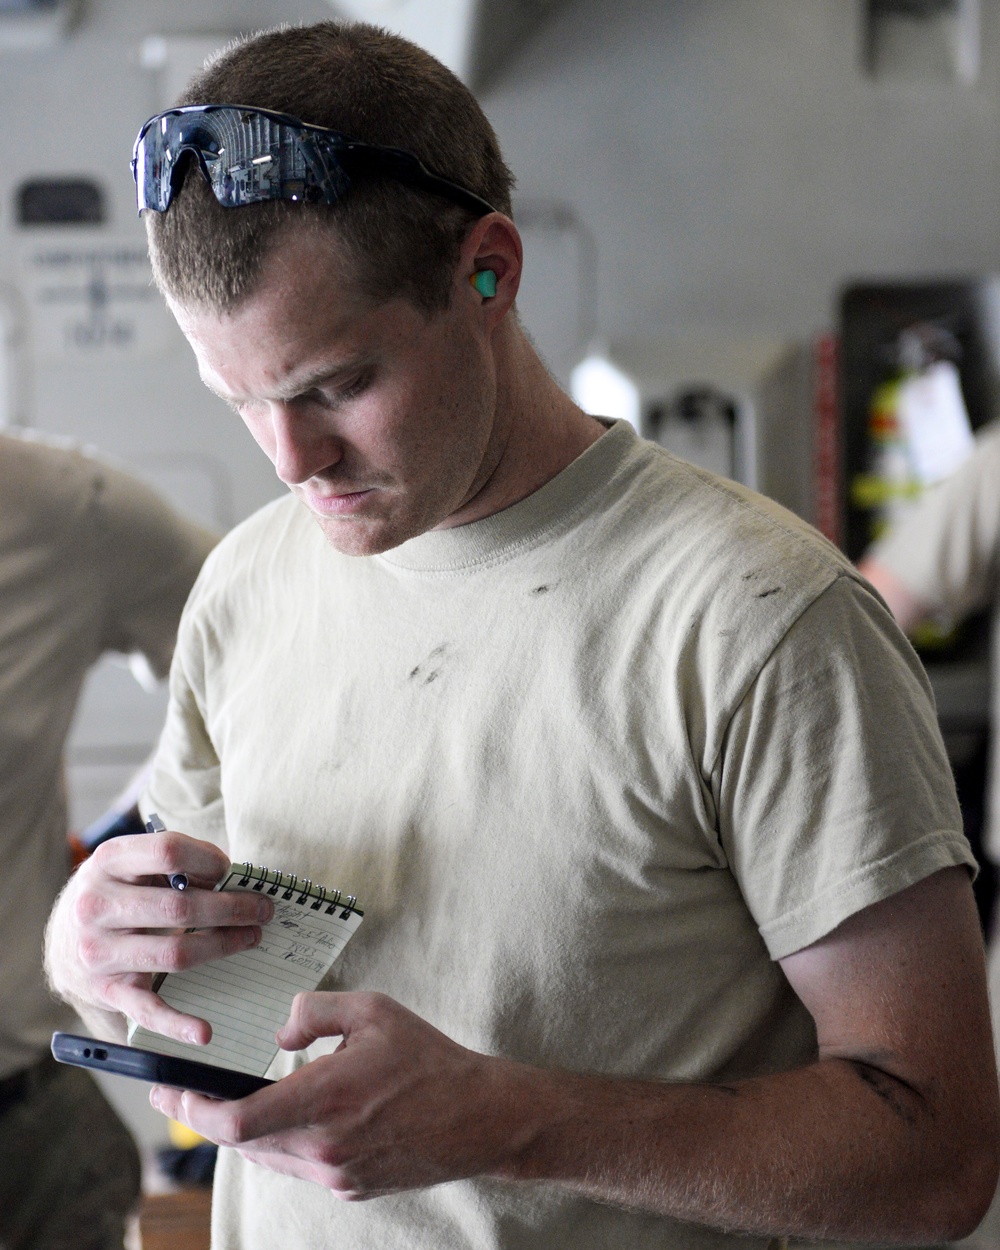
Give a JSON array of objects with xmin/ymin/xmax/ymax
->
[
  {"xmin": 717, "ymin": 572, "xmax": 974, "ymax": 960},
  {"xmin": 868, "ymin": 421, "xmax": 1000, "ymax": 622},
  {"xmin": 87, "ymin": 461, "xmax": 219, "ymax": 678},
  {"xmin": 141, "ymin": 583, "xmax": 228, "ymax": 851}
]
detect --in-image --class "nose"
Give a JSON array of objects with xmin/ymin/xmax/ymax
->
[{"xmin": 267, "ymin": 401, "xmax": 342, "ymax": 486}]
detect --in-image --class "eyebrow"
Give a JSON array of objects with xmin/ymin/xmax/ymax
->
[{"xmin": 204, "ymin": 355, "xmax": 374, "ymax": 407}]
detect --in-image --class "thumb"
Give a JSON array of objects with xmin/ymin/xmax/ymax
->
[{"xmin": 276, "ymin": 990, "xmax": 353, "ymax": 1050}]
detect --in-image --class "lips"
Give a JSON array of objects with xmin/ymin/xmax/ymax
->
[{"xmin": 300, "ymin": 487, "xmax": 374, "ymax": 515}]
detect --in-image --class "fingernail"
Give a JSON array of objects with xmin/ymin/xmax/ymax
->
[
  {"xmin": 245, "ymin": 926, "xmax": 261, "ymax": 948},
  {"xmin": 150, "ymin": 1088, "xmax": 163, "ymax": 1110}
]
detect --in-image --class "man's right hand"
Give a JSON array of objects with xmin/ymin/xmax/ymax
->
[{"xmin": 44, "ymin": 829, "xmax": 274, "ymax": 1043}]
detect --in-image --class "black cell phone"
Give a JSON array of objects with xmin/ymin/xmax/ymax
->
[{"xmin": 51, "ymin": 1031, "xmax": 274, "ymax": 1100}]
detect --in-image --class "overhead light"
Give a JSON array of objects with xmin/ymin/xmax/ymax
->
[
  {"xmin": 570, "ymin": 348, "xmax": 641, "ymax": 433},
  {"xmin": 513, "ymin": 199, "xmax": 641, "ymax": 431}
]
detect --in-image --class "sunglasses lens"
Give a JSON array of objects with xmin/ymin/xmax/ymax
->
[
  {"xmin": 132, "ymin": 126, "xmax": 166, "ymax": 212},
  {"xmin": 133, "ymin": 108, "xmax": 351, "ymax": 213}
]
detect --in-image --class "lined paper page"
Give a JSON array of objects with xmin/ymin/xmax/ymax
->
[{"xmin": 129, "ymin": 867, "xmax": 363, "ymax": 1076}]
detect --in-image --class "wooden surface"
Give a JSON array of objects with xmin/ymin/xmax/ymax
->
[{"xmin": 139, "ymin": 1188, "xmax": 212, "ymax": 1250}]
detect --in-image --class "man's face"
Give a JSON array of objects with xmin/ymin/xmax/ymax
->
[{"xmin": 169, "ymin": 228, "xmax": 503, "ymax": 556}]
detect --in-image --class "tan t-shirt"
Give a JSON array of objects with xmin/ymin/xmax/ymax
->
[
  {"xmin": 0, "ymin": 430, "xmax": 216, "ymax": 1078},
  {"xmin": 147, "ymin": 420, "xmax": 970, "ymax": 1250},
  {"xmin": 869, "ymin": 420, "xmax": 1000, "ymax": 860}
]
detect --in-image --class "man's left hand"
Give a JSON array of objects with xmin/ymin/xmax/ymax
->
[{"xmin": 149, "ymin": 990, "xmax": 534, "ymax": 1199}]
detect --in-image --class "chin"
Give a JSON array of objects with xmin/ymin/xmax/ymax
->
[{"xmin": 311, "ymin": 511, "xmax": 412, "ymax": 558}]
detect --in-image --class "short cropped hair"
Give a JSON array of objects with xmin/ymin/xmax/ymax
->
[{"xmin": 146, "ymin": 21, "xmax": 515, "ymax": 314}]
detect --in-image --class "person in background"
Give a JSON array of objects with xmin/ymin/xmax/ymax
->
[
  {"xmin": 859, "ymin": 420, "xmax": 1000, "ymax": 883},
  {"xmin": 0, "ymin": 428, "xmax": 216, "ymax": 1250},
  {"xmin": 855, "ymin": 430, "xmax": 1000, "ymax": 965},
  {"xmin": 859, "ymin": 419, "xmax": 1000, "ymax": 1244},
  {"xmin": 45, "ymin": 22, "xmax": 1000, "ymax": 1250}
]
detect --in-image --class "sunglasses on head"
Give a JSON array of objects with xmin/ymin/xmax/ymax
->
[{"xmin": 131, "ymin": 103, "xmax": 499, "ymax": 218}]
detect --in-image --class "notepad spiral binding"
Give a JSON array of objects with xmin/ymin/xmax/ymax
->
[{"xmin": 235, "ymin": 862, "xmax": 363, "ymax": 918}]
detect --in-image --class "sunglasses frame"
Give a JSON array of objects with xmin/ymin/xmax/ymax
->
[{"xmin": 131, "ymin": 103, "xmax": 499, "ymax": 219}]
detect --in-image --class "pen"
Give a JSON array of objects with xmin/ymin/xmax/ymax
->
[{"xmin": 144, "ymin": 813, "xmax": 188, "ymax": 891}]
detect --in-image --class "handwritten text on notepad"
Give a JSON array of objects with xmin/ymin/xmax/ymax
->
[{"xmin": 128, "ymin": 872, "xmax": 363, "ymax": 1077}]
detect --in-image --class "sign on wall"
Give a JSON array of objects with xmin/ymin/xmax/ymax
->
[{"xmin": 19, "ymin": 240, "xmax": 173, "ymax": 359}]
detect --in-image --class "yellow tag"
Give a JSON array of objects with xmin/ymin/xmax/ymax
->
[{"xmin": 167, "ymin": 1118, "xmax": 209, "ymax": 1149}]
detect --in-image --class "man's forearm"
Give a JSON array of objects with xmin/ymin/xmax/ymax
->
[
  {"xmin": 491, "ymin": 1052, "xmax": 994, "ymax": 1243},
  {"xmin": 488, "ymin": 868, "xmax": 996, "ymax": 1243}
]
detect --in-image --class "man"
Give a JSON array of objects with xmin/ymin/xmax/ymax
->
[
  {"xmin": 0, "ymin": 428, "xmax": 215, "ymax": 1249},
  {"xmin": 44, "ymin": 21, "xmax": 1000, "ymax": 1250}
]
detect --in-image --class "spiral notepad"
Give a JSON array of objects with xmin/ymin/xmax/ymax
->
[{"xmin": 128, "ymin": 862, "xmax": 363, "ymax": 1077}]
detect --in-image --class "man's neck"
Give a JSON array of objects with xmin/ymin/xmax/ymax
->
[{"xmin": 435, "ymin": 323, "xmax": 606, "ymax": 531}]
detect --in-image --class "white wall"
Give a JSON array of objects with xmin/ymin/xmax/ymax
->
[{"xmin": 488, "ymin": 0, "xmax": 1000, "ymax": 381}]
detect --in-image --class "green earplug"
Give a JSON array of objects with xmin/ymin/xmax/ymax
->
[{"xmin": 470, "ymin": 269, "xmax": 497, "ymax": 298}]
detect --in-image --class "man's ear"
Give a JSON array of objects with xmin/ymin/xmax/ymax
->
[{"xmin": 457, "ymin": 214, "xmax": 522, "ymax": 317}]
